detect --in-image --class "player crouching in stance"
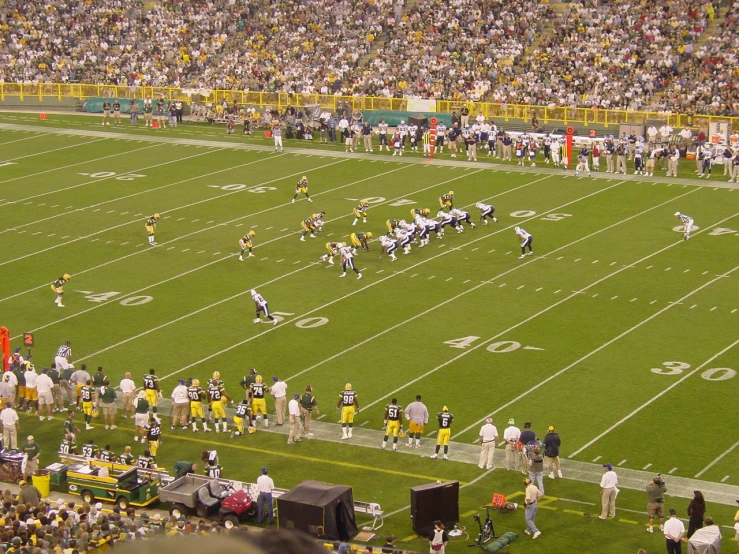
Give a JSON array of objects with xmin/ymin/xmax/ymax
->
[
  {"xmin": 251, "ymin": 289, "xmax": 277, "ymax": 324},
  {"xmin": 515, "ymin": 226, "xmax": 534, "ymax": 259},
  {"xmin": 145, "ymin": 213, "xmax": 160, "ymax": 246},
  {"xmin": 395, "ymin": 226, "xmax": 414, "ymax": 255},
  {"xmin": 674, "ymin": 211, "xmax": 694, "ymax": 240},
  {"xmin": 320, "ymin": 241, "xmax": 342, "ymax": 265},
  {"xmin": 350, "ymin": 231, "xmax": 372, "ymax": 254},
  {"xmin": 451, "ymin": 208, "xmax": 476, "ymax": 230},
  {"xmin": 437, "ymin": 210, "xmax": 462, "ymax": 233},
  {"xmin": 51, "ymin": 273, "xmax": 71, "ymax": 307},
  {"xmin": 231, "ymin": 399, "xmax": 255, "ymax": 437},
  {"xmin": 379, "ymin": 234, "xmax": 400, "ymax": 261},
  {"xmin": 239, "ymin": 230, "xmax": 256, "ymax": 260},
  {"xmin": 476, "ymin": 202, "xmax": 498, "ymax": 225},
  {"xmin": 338, "ymin": 243, "xmax": 362, "ymax": 279},
  {"xmin": 439, "ymin": 191, "xmax": 454, "ymax": 211},
  {"xmin": 292, "ymin": 176, "xmax": 312, "ymax": 203},
  {"xmin": 352, "ymin": 200, "xmax": 369, "ymax": 226}
]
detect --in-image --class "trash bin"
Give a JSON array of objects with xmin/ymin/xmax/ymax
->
[{"xmin": 33, "ymin": 469, "xmax": 51, "ymax": 498}]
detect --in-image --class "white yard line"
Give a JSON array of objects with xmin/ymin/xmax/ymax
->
[
  {"xmin": 570, "ymin": 339, "xmax": 739, "ymax": 459},
  {"xmin": 0, "ymin": 156, "xmax": 347, "ymax": 268},
  {"xmin": 0, "ymin": 136, "xmax": 107, "ymax": 162},
  {"xmin": 0, "ymin": 132, "xmax": 50, "ymax": 147}
]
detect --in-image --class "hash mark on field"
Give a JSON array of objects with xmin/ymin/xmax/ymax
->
[
  {"xmin": 32, "ymin": 232, "xmax": 41, "ymax": 236},
  {"xmin": 732, "ymin": 309, "xmax": 738, "ymax": 314},
  {"xmin": 684, "ymin": 269, "xmax": 690, "ymax": 273},
  {"xmin": 592, "ymin": 260, "xmax": 599, "ymax": 264},
  {"xmin": 646, "ymin": 265, "xmax": 653, "ymax": 269},
  {"xmin": 464, "ymin": 280, "xmax": 471, "ymax": 284},
  {"xmin": 105, "ymin": 240, "xmax": 112, "ymax": 244},
  {"xmin": 710, "ymin": 306, "xmax": 718, "ymax": 311},
  {"xmin": 642, "ymin": 463, "xmax": 652, "ymax": 470},
  {"xmin": 574, "ymin": 258, "xmax": 581, "ymax": 262},
  {"xmin": 212, "ymin": 252, "xmax": 221, "ymax": 256},
  {"xmin": 426, "ymin": 431, "xmax": 438, "ymax": 437},
  {"xmin": 665, "ymin": 267, "xmax": 671, "ymax": 271},
  {"xmin": 90, "ymin": 238, "xmax": 99, "ymax": 242},
  {"xmin": 488, "ymin": 249, "xmax": 495, "ymax": 253},
  {"xmin": 191, "ymin": 219, "xmax": 199, "ymax": 223},
  {"xmin": 702, "ymin": 271, "xmax": 709, "ymax": 275},
  {"xmin": 47, "ymin": 233, "xmax": 55, "ymax": 237},
  {"xmin": 106, "ymin": 210, "xmax": 114, "ymax": 214},
  {"xmin": 235, "ymin": 223, "xmax": 243, "ymax": 228},
  {"xmin": 554, "ymin": 289, "xmax": 561, "ymax": 294},
  {"xmin": 177, "ymin": 217, "xmax": 185, "ymax": 221},
  {"xmin": 50, "ymin": 204, "xmax": 59, "ymax": 208},
  {"xmin": 517, "ymin": 285, "xmax": 525, "ymax": 290},
  {"xmin": 611, "ymin": 295, "xmax": 618, "ymax": 300},
  {"xmin": 359, "ymin": 421, "xmax": 369, "ymax": 427},
  {"xmin": 505, "ymin": 251, "xmax": 512, "ymax": 255},
  {"xmin": 38, "ymin": 203, "xmax": 46, "ymax": 207},
  {"xmin": 446, "ymin": 277, "xmax": 453, "ymax": 282},
  {"xmin": 668, "ymin": 467, "xmax": 678, "ymax": 474},
  {"xmin": 610, "ymin": 261, "xmax": 617, "ymax": 266},
  {"xmin": 206, "ymin": 220, "xmax": 214, "ymax": 224},
  {"xmin": 721, "ymin": 476, "xmax": 730, "ymax": 483},
  {"xmin": 650, "ymin": 300, "xmax": 657, "ymax": 304},
  {"xmin": 690, "ymin": 305, "xmax": 698, "ymax": 309},
  {"xmin": 281, "ymin": 228, "xmax": 289, "ymax": 231},
  {"xmin": 196, "ymin": 250, "xmax": 205, "ymax": 254},
  {"xmin": 471, "ymin": 248, "xmax": 478, "ymax": 252},
  {"xmin": 120, "ymin": 242, "xmax": 128, "ymax": 246},
  {"xmin": 293, "ymin": 261, "xmax": 301, "ymax": 265},
  {"xmin": 276, "ymin": 259, "xmax": 284, "ymax": 263},
  {"xmin": 410, "ymin": 274, "xmax": 418, "ymax": 278},
  {"xmin": 592, "ymin": 456, "xmax": 602, "ymax": 462},
  {"xmin": 92, "ymin": 208, "xmax": 100, "ymax": 212},
  {"xmin": 630, "ymin": 298, "xmax": 638, "ymax": 302},
  {"xmin": 265, "ymin": 227, "xmax": 273, "ymax": 230},
  {"xmin": 181, "ymin": 249, "xmax": 190, "ymax": 253},
  {"xmin": 134, "ymin": 213, "xmax": 142, "ymax": 217},
  {"xmin": 557, "ymin": 256, "xmax": 564, "ymax": 260},
  {"xmin": 591, "ymin": 293, "xmax": 599, "ymax": 298},
  {"xmin": 617, "ymin": 459, "xmax": 627, "ymax": 466},
  {"xmin": 427, "ymin": 275, "xmax": 435, "ymax": 280},
  {"xmin": 376, "ymin": 270, "xmax": 384, "ymax": 274},
  {"xmin": 24, "ymin": 202, "xmax": 32, "ymax": 205},
  {"xmin": 498, "ymin": 283, "xmax": 507, "ymax": 288}
]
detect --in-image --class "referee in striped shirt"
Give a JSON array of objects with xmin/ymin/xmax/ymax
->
[{"xmin": 54, "ymin": 341, "xmax": 74, "ymax": 371}]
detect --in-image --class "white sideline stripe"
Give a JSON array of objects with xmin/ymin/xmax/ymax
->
[
  {"xmin": 696, "ymin": 442, "xmax": 739, "ymax": 479},
  {"xmin": 0, "ymin": 150, "xmax": 212, "ymax": 231},
  {"xmin": 0, "ymin": 143, "xmax": 162, "ymax": 202},
  {"xmin": 568, "ymin": 315, "xmax": 739, "ymax": 459},
  {"xmin": 444, "ymin": 211, "xmax": 739, "ymax": 437},
  {"xmin": 10, "ymin": 164, "xmax": 434, "ymax": 336},
  {"xmin": 0, "ymin": 155, "xmax": 346, "ymax": 270},
  {"xmin": 0, "ymin": 132, "xmax": 49, "ymax": 147}
]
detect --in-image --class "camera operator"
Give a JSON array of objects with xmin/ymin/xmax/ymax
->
[{"xmin": 646, "ymin": 474, "xmax": 667, "ymax": 533}]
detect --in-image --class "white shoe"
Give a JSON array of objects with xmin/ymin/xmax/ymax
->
[
  {"xmin": 478, "ymin": 464, "xmax": 484, "ymax": 469},
  {"xmin": 291, "ymin": 199, "xmax": 295, "ymax": 203},
  {"xmin": 443, "ymin": 455, "xmax": 448, "ymax": 460},
  {"xmin": 133, "ymin": 436, "xmax": 138, "ymax": 442},
  {"xmin": 308, "ymin": 198, "xmax": 313, "ymax": 202},
  {"xmin": 39, "ymin": 416, "xmax": 45, "ymax": 421},
  {"xmin": 524, "ymin": 530, "xmax": 531, "ymax": 536},
  {"xmin": 357, "ymin": 273, "xmax": 362, "ymax": 279},
  {"xmin": 532, "ymin": 531, "xmax": 541, "ymax": 539},
  {"xmin": 557, "ymin": 470, "xmax": 563, "ymax": 478},
  {"xmin": 647, "ymin": 526, "xmax": 653, "ymax": 533},
  {"xmin": 253, "ymin": 318, "xmax": 260, "ymax": 323},
  {"xmin": 549, "ymin": 472, "xmax": 555, "ymax": 479},
  {"xmin": 48, "ymin": 416, "xmax": 54, "ymax": 421},
  {"xmin": 519, "ymin": 255, "xmax": 526, "ymax": 259},
  {"xmin": 105, "ymin": 425, "xmax": 110, "ymax": 429},
  {"xmin": 392, "ymin": 445, "xmax": 397, "ymax": 451},
  {"xmin": 111, "ymin": 425, "xmax": 117, "ymax": 430},
  {"xmin": 381, "ymin": 442, "xmax": 386, "ymax": 449},
  {"xmin": 248, "ymin": 253, "xmax": 254, "ymax": 258},
  {"xmin": 429, "ymin": 454, "xmax": 438, "ymax": 459},
  {"xmin": 272, "ymin": 318, "xmax": 278, "ymax": 325},
  {"xmin": 86, "ymin": 424, "xmax": 94, "ymax": 430},
  {"xmin": 339, "ymin": 273, "xmax": 346, "ymax": 278},
  {"xmin": 238, "ymin": 257, "xmax": 243, "ymax": 261}
]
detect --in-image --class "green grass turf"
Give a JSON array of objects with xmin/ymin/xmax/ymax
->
[{"xmin": 1, "ymin": 117, "xmax": 738, "ymax": 553}]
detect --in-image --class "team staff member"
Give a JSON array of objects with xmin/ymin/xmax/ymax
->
[
  {"xmin": 287, "ymin": 394, "xmax": 302, "ymax": 445},
  {"xmin": 238, "ymin": 231, "xmax": 256, "ymax": 260},
  {"xmin": 429, "ymin": 406, "xmax": 453, "ymax": 460},
  {"xmin": 292, "ymin": 176, "xmax": 312, "ymax": 203},
  {"xmin": 250, "ymin": 375, "xmax": 269, "ymax": 428},
  {"xmin": 170, "ymin": 379, "xmax": 189, "ymax": 430},
  {"xmin": 504, "ymin": 418, "xmax": 521, "ymax": 471},
  {"xmin": 91, "ymin": 366, "xmax": 107, "ymax": 408},
  {"xmin": 599, "ymin": 463, "xmax": 619, "ymax": 519},
  {"xmin": 646, "ymin": 475, "xmax": 667, "ymax": 533},
  {"xmin": 51, "ymin": 274, "xmax": 71, "ymax": 308},
  {"xmin": 524, "ymin": 478, "xmax": 542, "ymax": 539},
  {"xmin": 475, "ymin": 417, "xmax": 498, "ymax": 470},
  {"xmin": 208, "ymin": 378, "xmax": 231, "ymax": 433},
  {"xmin": 240, "ymin": 368, "xmax": 258, "ymax": 399},
  {"xmin": 112, "ymin": 100, "xmax": 121, "ymax": 124},
  {"xmin": 187, "ymin": 379, "xmax": 209, "ymax": 432},
  {"xmin": 518, "ymin": 421, "xmax": 536, "ymax": 473},
  {"xmin": 337, "ymin": 383, "xmax": 359, "ymax": 440},
  {"xmin": 664, "ymin": 509, "xmax": 685, "ymax": 554},
  {"xmin": 22, "ymin": 435, "xmax": 41, "ymax": 482},
  {"xmin": 543, "ymin": 425, "xmax": 563, "ymax": 479},
  {"xmin": 0, "ymin": 402, "xmax": 19, "ymax": 449},
  {"xmin": 99, "ymin": 379, "xmax": 118, "ymax": 430},
  {"xmin": 381, "ymin": 398, "xmax": 403, "ymax": 451},
  {"xmin": 119, "ymin": 372, "xmax": 136, "ymax": 419},
  {"xmin": 299, "ymin": 385, "xmax": 318, "ymax": 438},
  {"xmin": 102, "ymin": 99, "xmax": 111, "ymax": 125},
  {"xmin": 256, "ymin": 467, "xmax": 275, "ymax": 525},
  {"xmin": 143, "ymin": 368, "xmax": 161, "ymax": 414},
  {"xmin": 145, "ymin": 213, "xmax": 160, "ymax": 246},
  {"xmin": 271, "ymin": 376, "xmax": 287, "ymax": 425},
  {"xmin": 404, "ymin": 394, "xmax": 428, "ymax": 448}
]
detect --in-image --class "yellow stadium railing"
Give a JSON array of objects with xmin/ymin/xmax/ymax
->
[{"xmin": 1, "ymin": 82, "xmax": 736, "ymax": 130}]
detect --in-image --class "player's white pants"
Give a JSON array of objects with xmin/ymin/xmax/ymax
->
[
  {"xmin": 684, "ymin": 219, "xmax": 694, "ymax": 234},
  {"xmin": 274, "ymin": 137, "xmax": 283, "ymax": 149}
]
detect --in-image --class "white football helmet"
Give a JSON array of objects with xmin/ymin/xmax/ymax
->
[{"xmin": 514, "ymin": 227, "xmax": 521, "ymax": 234}]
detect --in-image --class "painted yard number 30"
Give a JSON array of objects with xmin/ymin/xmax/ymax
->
[{"xmin": 651, "ymin": 361, "xmax": 736, "ymax": 381}]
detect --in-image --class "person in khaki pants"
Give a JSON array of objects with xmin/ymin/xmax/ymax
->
[
  {"xmin": 299, "ymin": 386, "xmax": 319, "ymax": 438},
  {"xmin": 287, "ymin": 395, "xmax": 302, "ymax": 445},
  {"xmin": 271, "ymin": 376, "xmax": 287, "ymax": 425},
  {"xmin": 1, "ymin": 402, "xmax": 19, "ymax": 449}
]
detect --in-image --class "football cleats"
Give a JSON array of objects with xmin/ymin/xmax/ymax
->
[
  {"xmin": 63, "ymin": 273, "xmax": 71, "ymax": 280},
  {"xmin": 255, "ymin": 375, "xmax": 263, "ymax": 383},
  {"xmin": 212, "ymin": 371, "xmax": 220, "ymax": 380},
  {"xmin": 365, "ymin": 232, "xmax": 373, "ymax": 239},
  {"xmin": 345, "ymin": 383, "xmax": 352, "ymax": 391},
  {"xmin": 248, "ymin": 230, "xmax": 256, "ymax": 237},
  {"xmin": 192, "ymin": 379, "xmax": 200, "ymax": 387}
]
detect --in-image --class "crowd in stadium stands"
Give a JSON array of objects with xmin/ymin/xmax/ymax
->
[{"xmin": 0, "ymin": 0, "xmax": 737, "ymax": 115}]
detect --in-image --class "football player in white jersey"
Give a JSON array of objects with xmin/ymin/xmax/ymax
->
[
  {"xmin": 397, "ymin": 121, "xmax": 408, "ymax": 150},
  {"xmin": 378, "ymin": 118, "xmax": 389, "ymax": 151},
  {"xmin": 338, "ymin": 243, "xmax": 362, "ymax": 279},
  {"xmin": 395, "ymin": 228, "xmax": 414, "ymax": 254},
  {"xmin": 379, "ymin": 235, "xmax": 399, "ymax": 261},
  {"xmin": 476, "ymin": 202, "xmax": 497, "ymax": 224},
  {"xmin": 437, "ymin": 210, "xmax": 461, "ymax": 233},
  {"xmin": 515, "ymin": 227, "xmax": 534, "ymax": 259},
  {"xmin": 451, "ymin": 208, "xmax": 476, "ymax": 229},
  {"xmin": 674, "ymin": 212, "xmax": 694, "ymax": 240},
  {"xmin": 251, "ymin": 290, "xmax": 277, "ymax": 324},
  {"xmin": 408, "ymin": 123, "xmax": 418, "ymax": 152}
]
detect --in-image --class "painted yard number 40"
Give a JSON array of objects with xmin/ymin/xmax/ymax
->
[{"xmin": 651, "ymin": 361, "xmax": 736, "ymax": 381}]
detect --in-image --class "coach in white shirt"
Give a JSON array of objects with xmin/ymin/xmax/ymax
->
[
  {"xmin": 256, "ymin": 467, "xmax": 275, "ymax": 524},
  {"xmin": 287, "ymin": 394, "xmax": 302, "ymax": 444},
  {"xmin": 170, "ymin": 379, "xmax": 190, "ymax": 430},
  {"xmin": 664, "ymin": 508, "xmax": 685, "ymax": 552},
  {"xmin": 35, "ymin": 368, "xmax": 55, "ymax": 421},
  {"xmin": 271, "ymin": 377, "xmax": 287, "ymax": 425},
  {"xmin": 659, "ymin": 123, "xmax": 674, "ymax": 143},
  {"xmin": 475, "ymin": 418, "xmax": 498, "ymax": 470},
  {"xmin": 599, "ymin": 464, "xmax": 619, "ymax": 519},
  {"xmin": 1, "ymin": 402, "xmax": 19, "ymax": 449},
  {"xmin": 119, "ymin": 372, "xmax": 136, "ymax": 419},
  {"xmin": 503, "ymin": 419, "xmax": 521, "ymax": 471}
]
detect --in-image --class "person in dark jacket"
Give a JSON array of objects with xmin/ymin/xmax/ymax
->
[
  {"xmin": 173, "ymin": 461, "xmax": 197, "ymax": 479},
  {"xmin": 543, "ymin": 425, "xmax": 562, "ymax": 479},
  {"xmin": 687, "ymin": 490, "xmax": 706, "ymax": 537}
]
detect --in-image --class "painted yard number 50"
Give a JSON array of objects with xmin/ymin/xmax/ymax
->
[
  {"xmin": 267, "ymin": 312, "xmax": 328, "ymax": 328},
  {"xmin": 651, "ymin": 361, "xmax": 736, "ymax": 381}
]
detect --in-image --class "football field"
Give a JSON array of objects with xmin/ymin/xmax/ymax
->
[{"xmin": 1, "ymin": 116, "xmax": 738, "ymax": 552}]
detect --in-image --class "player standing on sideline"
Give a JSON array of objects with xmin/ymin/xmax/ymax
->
[
  {"xmin": 238, "ymin": 231, "xmax": 256, "ymax": 260},
  {"xmin": 476, "ymin": 202, "xmax": 498, "ymax": 225},
  {"xmin": 515, "ymin": 227, "xmax": 534, "ymax": 259},
  {"xmin": 352, "ymin": 200, "xmax": 369, "ymax": 226},
  {"xmin": 337, "ymin": 383, "xmax": 359, "ymax": 440},
  {"xmin": 145, "ymin": 415, "xmax": 162, "ymax": 457},
  {"xmin": 378, "ymin": 118, "xmax": 389, "ymax": 151},
  {"xmin": 112, "ymin": 99, "xmax": 121, "ymax": 124},
  {"xmin": 292, "ymin": 176, "xmax": 312, "ymax": 203},
  {"xmin": 51, "ymin": 274, "xmax": 71, "ymax": 308},
  {"xmin": 674, "ymin": 212, "xmax": 695, "ymax": 240},
  {"xmin": 145, "ymin": 213, "xmax": 160, "ymax": 246},
  {"xmin": 404, "ymin": 395, "xmax": 428, "ymax": 448},
  {"xmin": 208, "ymin": 378, "xmax": 231, "ymax": 433},
  {"xmin": 349, "ymin": 231, "xmax": 372, "ymax": 253},
  {"xmin": 251, "ymin": 289, "xmax": 277, "ymax": 324},
  {"xmin": 156, "ymin": 97, "xmax": 166, "ymax": 128},
  {"xmin": 187, "ymin": 378, "xmax": 209, "ymax": 432},
  {"xmin": 250, "ymin": 374, "xmax": 270, "ymax": 428},
  {"xmin": 543, "ymin": 425, "xmax": 563, "ymax": 479},
  {"xmin": 338, "ymin": 243, "xmax": 362, "ymax": 279},
  {"xmin": 80, "ymin": 379, "xmax": 95, "ymax": 430},
  {"xmin": 381, "ymin": 398, "xmax": 404, "ymax": 451},
  {"xmin": 142, "ymin": 369, "xmax": 161, "ymax": 415},
  {"xmin": 102, "ymin": 99, "xmax": 111, "ymax": 126},
  {"xmin": 430, "ymin": 406, "xmax": 453, "ymax": 460},
  {"xmin": 272, "ymin": 120, "xmax": 284, "ymax": 152},
  {"xmin": 439, "ymin": 191, "xmax": 454, "ymax": 211}
]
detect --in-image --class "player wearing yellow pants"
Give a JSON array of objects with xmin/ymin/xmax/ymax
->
[
  {"xmin": 51, "ymin": 273, "xmax": 71, "ymax": 307},
  {"xmin": 439, "ymin": 191, "xmax": 454, "ymax": 210},
  {"xmin": 145, "ymin": 213, "xmax": 160, "ymax": 246},
  {"xmin": 146, "ymin": 416, "xmax": 161, "ymax": 456},
  {"xmin": 430, "ymin": 406, "xmax": 454, "ymax": 460},
  {"xmin": 187, "ymin": 379, "xmax": 209, "ymax": 432},
  {"xmin": 80, "ymin": 382, "xmax": 95, "ymax": 430},
  {"xmin": 143, "ymin": 369, "xmax": 160, "ymax": 414},
  {"xmin": 381, "ymin": 399, "xmax": 404, "ymax": 451},
  {"xmin": 292, "ymin": 177, "xmax": 312, "ymax": 203},
  {"xmin": 232, "ymin": 400, "xmax": 254, "ymax": 437},
  {"xmin": 337, "ymin": 383, "xmax": 359, "ymax": 440},
  {"xmin": 300, "ymin": 216, "xmax": 318, "ymax": 241},
  {"xmin": 320, "ymin": 241, "xmax": 342, "ymax": 265},
  {"xmin": 239, "ymin": 231, "xmax": 256, "ymax": 261},
  {"xmin": 208, "ymin": 380, "xmax": 231, "ymax": 433},
  {"xmin": 352, "ymin": 200, "xmax": 368, "ymax": 226},
  {"xmin": 349, "ymin": 232, "xmax": 372, "ymax": 253},
  {"xmin": 250, "ymin": 375, "xmax": 269, "ymax": 428}
]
